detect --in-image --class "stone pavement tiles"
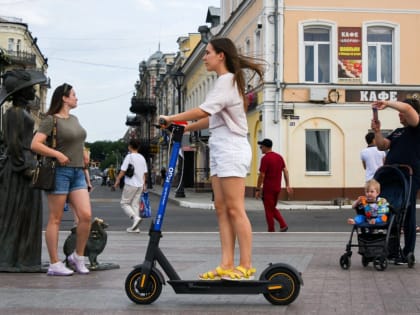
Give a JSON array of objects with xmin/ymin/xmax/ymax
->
[{"xmin": 0, "ymin": 232, "xmax": 419, "ymax": 314}]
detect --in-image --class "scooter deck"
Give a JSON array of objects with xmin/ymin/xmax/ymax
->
[{"xmin": 168, "ymin": 279, "xmax": 281, "ymax": 294}]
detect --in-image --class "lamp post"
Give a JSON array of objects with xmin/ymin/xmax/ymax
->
[
  {"xmin": 198, "ymin": 25, "xmax": 211, "ymax": 44},
  {"xmin": 172, "ymin": 71, "xmax": 184, "ymax": 113},
  {"xmin": 146, "ymin": 112, "xmax": 153, "ymax": 190},
  {"xmin": 172, "ymin": 70, "xmax": 186, "ymax": 198}
]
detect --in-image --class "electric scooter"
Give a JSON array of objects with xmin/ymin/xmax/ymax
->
[{"xmin": 125, "ymin": 120, "xmax": 303, "ymax": 305}]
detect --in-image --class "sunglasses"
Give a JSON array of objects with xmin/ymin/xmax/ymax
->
[{"xmin": 62, "ymin": 83, "xmax": 72, "ymax": 95}]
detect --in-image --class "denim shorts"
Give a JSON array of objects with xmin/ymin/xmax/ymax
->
[{"xmin": 48, "ymin": 166, "xmax": 87, "ymax": 195}]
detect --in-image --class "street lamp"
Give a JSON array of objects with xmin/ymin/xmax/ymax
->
[
  {"xmin": 172, "ymin": 70, "xmax": 186, "ymax": 198},
  {"xmin": 198, "ymin": 25, "xmax": 211, "ymax": 44},
  {"xmin": 172, "ymin": 71, "xmax": 185, "ymax": 113},
  {"xmin": 146, "ymin": 112, "xmax": 153, "ymax": 190}
]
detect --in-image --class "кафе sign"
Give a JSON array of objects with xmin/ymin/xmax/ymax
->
[{"xmin": 346, "ymin": 90, "xmax": 420, "ymax": 102}]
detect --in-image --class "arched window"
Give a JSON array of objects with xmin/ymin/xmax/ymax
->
[{"xmin": 306, "ymin": 129, "xmax": 330, "ymax": 173}]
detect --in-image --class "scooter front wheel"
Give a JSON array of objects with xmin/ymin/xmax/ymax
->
[
  {"xmin": 261, "ymin": 266, "xmax": 301, "ymax": 305},
  {"xmin": 125, "ymin": 267, "xmax": 162, "ymax": 304}
]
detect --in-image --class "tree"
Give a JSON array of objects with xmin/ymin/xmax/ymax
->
[{"xmin": 85, "ymin": 139, "xmax": 127, "ymax": 170}]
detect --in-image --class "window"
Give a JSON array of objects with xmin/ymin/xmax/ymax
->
[
  {"xmin": 306, "ymin": 129, "xmax": 330, "ymax": 172},
  {"xmin": 255, "ymin": 30, "xmax": 261, "ymax": 58},
  {"xmin": 245, "ymin": 38, "xmax": 251, "ymax": 56},
  {"xmin": 244, "ymin": 38, "xmax": 252, "ymax": 85},
  {"xmin": 367, "ymin": 27, "xmax": 393, "ymax": 83},
  {"xmin": 363, "ymin": 22, "xmax": 399, "ymax": 84},
  {"xmin": 304, "ymin": 27, "xmax": 331, "ymax": 83},
  {"xmin": 7, "ymin": 38, "xmax": 14, "ymax": 52},
  {"xmin": 254, "ymin": 31, "xmax": 262, "ymax": 86}
]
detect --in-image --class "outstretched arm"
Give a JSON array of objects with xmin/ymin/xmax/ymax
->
[
  {"xmin": 373, "ymin": 100, "xmax": 419, "ymax": 127},
  {"xmin": 185, "ymin": 117, "xmax": 209, "ymax": 132},
  {"xmin": 160, "ymin": 108, "xmax": 209, "ymax": 127},
  {"xmin": 371, "ymin": 118, "xmax": 390, "ymax": 151}
]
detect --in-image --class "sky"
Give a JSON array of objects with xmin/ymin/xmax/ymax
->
[{"xmin": 1, "ymin": 0, "xmax": 219, "ymax": 142}]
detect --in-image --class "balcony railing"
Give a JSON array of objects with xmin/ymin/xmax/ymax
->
[
  {"xmin": 6, "ymin": 50, "xmax": 36, "ymax": 67},
  {"xmin": 130, "ymin": 97, "xmax": 157, "ymax": 115},
  {"xmin": 125, "ymin": 115, "xmax": 142, "ymax": 126}
]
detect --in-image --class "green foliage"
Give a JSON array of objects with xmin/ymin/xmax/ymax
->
[{"xmin": 85, "ymin": 139, "xmax": 127, "ymax": 170}]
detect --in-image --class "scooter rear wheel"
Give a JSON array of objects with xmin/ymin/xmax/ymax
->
[
  {"xmin": 261, "ymin": 266, "xmax": 301, "ymax": 305},
  {"xmin": 125, "ymin": 267, "xmax": 162, "ymax": 304}
]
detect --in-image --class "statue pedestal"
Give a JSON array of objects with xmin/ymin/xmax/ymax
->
[
  {"xmin": 0, "ymin": 265, "xmax": 43, "ymax": 273},
  {"xmin": 42, "ymin": 261, "xmax": 120, "ymax": 272},
  {"xmin": 88, "ymin": 262, "xmax": 120, "ymax": 271}
]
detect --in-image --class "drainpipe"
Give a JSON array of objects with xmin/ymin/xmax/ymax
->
[{"xmin": 273, "ymin": 0, "xmax": 280, "ymax": 124}]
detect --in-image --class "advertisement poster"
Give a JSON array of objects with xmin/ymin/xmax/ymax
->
[{"xmin": 338, "ymin": 27, "xmax": 362, "ymax": 82}]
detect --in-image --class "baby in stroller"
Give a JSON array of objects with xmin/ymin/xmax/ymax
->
[
  {"xmin": 347, "ymin": 179, "xmax": 389, "ymax": 225},
  {"xmin": 340, "ymin": 165, "xmax": 415, "ymax": 271}
]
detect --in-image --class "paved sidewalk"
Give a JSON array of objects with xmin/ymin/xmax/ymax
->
[
  {"xmin": 146, "ymin": 185, "xmax": 352, "ymax": 211},
  {"xmin": 1, "ymin": 232, "xmax": 419, "ymax": 315},
  {"xmin": 2, "ymin": 184, "xmax": 420, "ymax": 314}
]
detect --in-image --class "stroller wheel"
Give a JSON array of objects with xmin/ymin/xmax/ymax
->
[
  {"xmin": 361, "ymin": 256, "xmax": 370, "ymax": 267},
  {"xmin": 373, "ymin": 256, "xmax": 388, "ymax": 271},
  {"xmin": 339, "ymin": 254, "xmax": 351, "ymax": 270},
  {"xmin": 407, "ymin": 252, "xmax": 415, "ymax": 268}
]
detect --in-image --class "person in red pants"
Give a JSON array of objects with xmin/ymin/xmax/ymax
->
[{"xmin": 255, "ymin": 139, "xmax": 293, "ymax": 232}]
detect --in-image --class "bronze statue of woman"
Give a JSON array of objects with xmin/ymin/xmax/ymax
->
[{"xmin": 0, "ymin": 69, "xmax": 48, "ymax": 272}]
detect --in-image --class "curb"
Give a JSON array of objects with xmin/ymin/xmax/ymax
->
[{"xmin": 178, "ymin": 200, "xmax": 216, "ymax": 210}]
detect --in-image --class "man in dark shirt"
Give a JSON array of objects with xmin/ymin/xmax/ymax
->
[
  {"xmin": 372, "ymin": 98, "xmax": 420, "ymax": 263},
  {"xmin": 255, "ymin": 139, "xmax": 293, "ymax": 232}
]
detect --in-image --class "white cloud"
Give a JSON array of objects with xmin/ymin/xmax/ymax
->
[{"xmin": 134, "ymin": 0, "xmax": 156, "ymax": 11}]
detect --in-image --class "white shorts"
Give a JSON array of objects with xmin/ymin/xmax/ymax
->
[{"xmin": 209, "ymin": 126, "xmax": 251, "ymax": 178}]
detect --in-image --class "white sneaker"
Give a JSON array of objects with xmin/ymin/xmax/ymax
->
[
  {"xmin": 131, "ymin": 216, "xmax": 142, "ymax": 230},
  {"xmin": 47, "ymin": 261, "xmax": 74, "ymax": 276},
  {"xmin": 68, "ymin": 252, "xmax": 90, "ymax": 274},
  {"xmin": 126, "ymin": 227, "xmax": 140, "ymax": 233}
]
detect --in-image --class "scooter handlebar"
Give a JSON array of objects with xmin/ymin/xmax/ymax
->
[
  {"xmin": 158, "ymin": 117, "xmax": 167, "ymax": 126},
  {"xmin": 158, "ymin": 118, "xmax": 187, "ymax": 128}
]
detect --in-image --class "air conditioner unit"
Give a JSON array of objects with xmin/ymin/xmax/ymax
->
[{"xmin": 309, "ymin": 88, "xmax": 329, "ymax": 103}]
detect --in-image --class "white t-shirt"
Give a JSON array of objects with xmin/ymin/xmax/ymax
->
[
  {"xmin": 199, "ymin": 72, "xmax": 248, "ymax": 136},
  {"xmin": 121, "ymin": 152, "xmax": 148, "ymax": 187},
  {"xmin": 360, "ymin": 146, "xmax": 386, "ymax": 181}
]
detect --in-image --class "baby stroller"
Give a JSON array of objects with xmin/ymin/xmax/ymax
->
[{"xmin": 340, "ymin": 164, "xmax": 415, "ymax": 271}]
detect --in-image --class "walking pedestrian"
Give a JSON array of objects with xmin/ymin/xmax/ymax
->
[
  {"xmin": 107, "ymin": 165, "xmax": 116, "ymax": 191},
  {"xmin": 360, "ymin": 132, "xmax": 386, "ymax": 181},
  {"xmin": 159, "ymin": 37, "xmax": 264, "ymax": 280},
  {"xmin": 114, "ymin": 139, "xmax": 148, "ymax": 233},
  {"xmin": 31, "ymin": 83, "xmax": 92, "ymax": 276},
  {"xmin": 255, "ymin": 138, "xmax": 293, "ymax": 232},
  {"xmin": 160, "ymin": 167, "xmax": 166, "ymax": 186}
]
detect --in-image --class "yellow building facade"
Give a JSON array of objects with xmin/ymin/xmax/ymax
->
[{"xmin": 207, "ymin": 0, "xmax": 420, "ymax": 200}]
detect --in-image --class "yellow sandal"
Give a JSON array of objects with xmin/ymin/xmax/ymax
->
[
  {"xmin": 222, "ymin": 266, "xmax": 256, "ymax": 281},
  {"xmin": 199, "ymin": 266, "xmax": 232, "ymax": 280}
]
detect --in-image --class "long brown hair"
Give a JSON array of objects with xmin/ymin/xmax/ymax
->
[
  {"xmin": 209, "ymin": 37, "xmax": 264, "ymax": 110},
  {"xmin": 46, "ymin": 83, "xmax": 72, "ymax": 115}
]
